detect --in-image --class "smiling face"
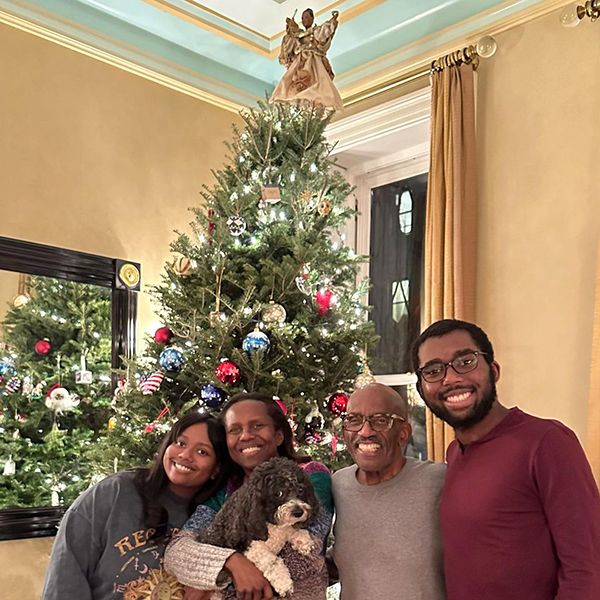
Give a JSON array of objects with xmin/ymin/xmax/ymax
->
[
  {"xmin": 343, "ymin": 384, "xmax": 411, "ymax": 485},
  {"xmin": 162, "ymin": 422, "xmax": 219, "ymax": 498},
  {"xmin": 224, "ymin": 400, "xmax": 284, "ymax": 475},
  {"xmin": 417, "ymin": 329, "xmax": 500, "ymax": 430}
]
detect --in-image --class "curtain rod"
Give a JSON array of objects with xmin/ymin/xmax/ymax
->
[{"xmin": 343, "ymin": 36, "xmax": 497, "ymax": 107}]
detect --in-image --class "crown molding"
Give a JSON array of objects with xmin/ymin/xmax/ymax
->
[{"xmin": 338, "ymin": 0, "xmax": 572, "ymax": 101}]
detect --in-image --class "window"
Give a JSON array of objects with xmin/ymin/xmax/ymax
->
[{"xmin": 369, "ymin": 174, "xmax": 427, "ymax": 375}]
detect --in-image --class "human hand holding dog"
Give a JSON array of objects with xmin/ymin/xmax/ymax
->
[{"xmin": 224, "ymin": 552, "xmax": 274, "ymax": 600}]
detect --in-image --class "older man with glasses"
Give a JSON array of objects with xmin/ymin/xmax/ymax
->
[
  {"xmin": 330, "ymin": 382, "xmax": 446, "ymax": 599},
  {"xmin": 413, "ymin": 318, "xmax": 600, "ymax": 600}
]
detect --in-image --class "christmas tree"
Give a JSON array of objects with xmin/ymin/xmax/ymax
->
[
  {"xmin": 0, "ymin": 276, "xmax": 112, "ymax": 507},
  {"xmin": 102, "ymin": 101, "xmax": 377, "ymax": 471}
]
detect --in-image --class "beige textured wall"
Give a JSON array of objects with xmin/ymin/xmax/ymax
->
[
  {"xmin": 0, "ymin": 23, "xmax": 241, "ymax": 340},
  {"xmin": 0, "ymin": 23, "xmax": 240, "ymax": 596},
  {"xmin": 476, "ymin": 12, "xmax": 600, "ymax": 438},
  {"xmin": 0, "ymin": 537, "xmax": 54, "ymax": 599}
]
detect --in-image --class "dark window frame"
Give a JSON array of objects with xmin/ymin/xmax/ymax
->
[{"xmin": 0, "ymin": 236, "xmax": 139, "ymax": 539}]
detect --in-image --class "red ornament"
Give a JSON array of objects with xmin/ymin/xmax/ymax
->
[
  {"xmin": 327, "ymin": 391, "xmax": 349, "ymax": 416},
  {"xmin": 215, "ymin": 359, "xmax": 241, "ymax": 385},
  {"xmin": 144, "ymin": 423, "xmax": 156, "ymax": 433},
  {"xmin": 154, "ymin": 326, "xmax": 173, "ymax": 345},
  {"xmin": 315, "ymin": 288, "xmax": 334, "ymax": 316},
  {"xmin": 35, "ymin": 339, "xmax": 52, "ymax": 356}
]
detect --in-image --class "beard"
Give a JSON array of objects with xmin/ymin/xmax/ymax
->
[{"xmin": 424, "ymin": 374, "xmax": 497, "ymax": 431}]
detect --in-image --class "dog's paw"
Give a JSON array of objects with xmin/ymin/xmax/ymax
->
[{"xmin": 290, "ymin": 530, "xmax": 316, "ymax": 554}]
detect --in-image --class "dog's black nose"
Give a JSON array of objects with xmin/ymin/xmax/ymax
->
[{"xmin": 291, "ymin": 506, "xmax": 305, "ymax": 518}]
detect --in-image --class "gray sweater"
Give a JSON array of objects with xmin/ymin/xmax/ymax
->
[
  {"xmin": 41, "ymin": 470, "xmax": 227, "ymax": 600},
  {"xmin": 331, "ymin": 457, "xmax": 446, "ymax": 600}
]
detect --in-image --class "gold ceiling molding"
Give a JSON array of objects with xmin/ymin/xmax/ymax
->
[
  {"xmin": 0, "ymin": 9, "xmax": 246, "ymax": 113},
  {"xmin": 339, "ymin": 0, "xmax": 573, "ymax": 107},
  {"xmin": 145, "ymin": 0, "xmax": 381, "ymax": 57}
]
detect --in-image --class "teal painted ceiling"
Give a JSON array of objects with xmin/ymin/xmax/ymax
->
[{"xmin": 0, "ymin": 0, "xmax": 561, "ymax": 109}]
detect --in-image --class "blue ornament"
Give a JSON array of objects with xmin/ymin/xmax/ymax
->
[
  {"xmin": 0, "ymin": 361, "xmax": 16, "ymax": 377},
  {"xmin": 242, "ymin": 328, "xmax": 271, "ymax": 354},
  {"xmin": 200, "ymin": 384, "xmax": 225, "ymax": 409},
  {"xmin": 159, "ymin": 347, "xmax": 186, "ymax": 372}
]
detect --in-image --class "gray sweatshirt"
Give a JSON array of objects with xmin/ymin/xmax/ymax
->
[{"xmin": 42, "ymin": 470, "xmax": 192, "ymax": 599}]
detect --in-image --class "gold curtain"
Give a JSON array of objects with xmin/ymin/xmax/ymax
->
[
  {"xmin": 586, "ymin": 241, "xmax": 600, "ymax": 484},
  {"xmin": 423, "ymin": 64, "xmax": 478, "ymax": 462}
]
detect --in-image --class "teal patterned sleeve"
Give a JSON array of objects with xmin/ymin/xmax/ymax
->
[{"xmin": 302, "ymin": 461, "xmax": 334, "ymax": 543}]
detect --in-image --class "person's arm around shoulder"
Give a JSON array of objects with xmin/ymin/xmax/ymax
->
[{"xmin": 534, "ymin": 423, "xmax": 600, "ymax": 599}]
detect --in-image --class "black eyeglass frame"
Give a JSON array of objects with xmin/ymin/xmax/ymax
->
[
  {"xmin": 416, "ymin": 350, "xmax": 488, "ymax": 383},
  {"xmin": 341, "ymin": 412, "xmax": 407, "ymax": 432}
]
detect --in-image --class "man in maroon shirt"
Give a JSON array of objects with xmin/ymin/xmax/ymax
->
[{"xmin": 412, "ymin": 318, "xmax": 600, "ymax": 600}]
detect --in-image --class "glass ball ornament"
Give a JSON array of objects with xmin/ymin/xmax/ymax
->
[
  {"xmin": 315, "ymin": 288, "xmax": 334, "ymax": 316},
  {"xmin": 6, "ymin": 377, "xmax": 22, "ymax": 394},
  {"xmin": 153, "ymin": 326, "xmax": 173, "ymax": 345},
  {"xmin": 34, "ymin": 339, "xmax": 52, "ymax": 356},
  {"xmin": 0, "ymin": 360, "xmax": 16, "ymax": 377},
  {"xmin": 327, "ymin": 391, "xmax": 349, "ymax": 416},
  {"xmin": 227, "ymin": 215, "xmax": 247, "ymax": 236},
  {"xmin": 172, "ymin": 256, "xmax": 192, "ymax": 276},
  {"xmin": 262, "ymin": 301, "xmax": 287, "ymax": 325},
  {"xmin": 200, "ymin": 384, "xmax": 225, "ymax": 409},
  {"xmin": 159, "ymin": 347, "xmax": 186, "ymax": 372},
  {"xmin": 475, "ymin": 35, "xmax": 497, "ymax": 59},
  {"xmin": 215, "ymin": 359, "xmax": 241, "ymax": 385},
  {"xmin": 559, "ymin": 3, "xmax": 582, "ymax": 27},
  {"xmin": 242, "ymin": 327, "xmax": 271, "ymax": 354}
]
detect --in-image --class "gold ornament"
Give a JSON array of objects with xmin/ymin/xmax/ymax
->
[
  {"xmin": 118, "ymin": 263, "xmax": 141, "ymax": 289},
  {"xmin": 12, "ymin": 293, "xmax": 31, "ymax": 308},
  {"xmin": 262, "ymin": 301, "xmax": 287, "ymax": 325},
  {"xmin": 317, "ymin": 198, "xmax": 332, "ymax": 216},
  {"xmin": 108, "ymin": 416, "xmax": 117, "ymax": 431},
  {"xmin": 172, "ymin": 256, "xmax": 192, "ymax": 277},
  {"xmin": 354, "ymin": 364, "xmax": 376, "ymax": 389}
]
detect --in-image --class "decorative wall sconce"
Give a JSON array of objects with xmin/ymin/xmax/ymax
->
[{"xmin": 560, "ymin": 1, "xmax": 600, "ymax": 26}]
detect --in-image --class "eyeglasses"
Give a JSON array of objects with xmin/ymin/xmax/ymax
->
[
  {"xmin": 341, "ymin": 413, "xmax": 406, "ymax": 432},
  {"xmin": 417, "ymin": 351, "xmax": 487, "ymax": 383}
]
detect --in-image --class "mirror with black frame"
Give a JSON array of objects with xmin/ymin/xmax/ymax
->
[{"xmin": 0, "ymin": 236, "xmax": 139, "ymax": 539}]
